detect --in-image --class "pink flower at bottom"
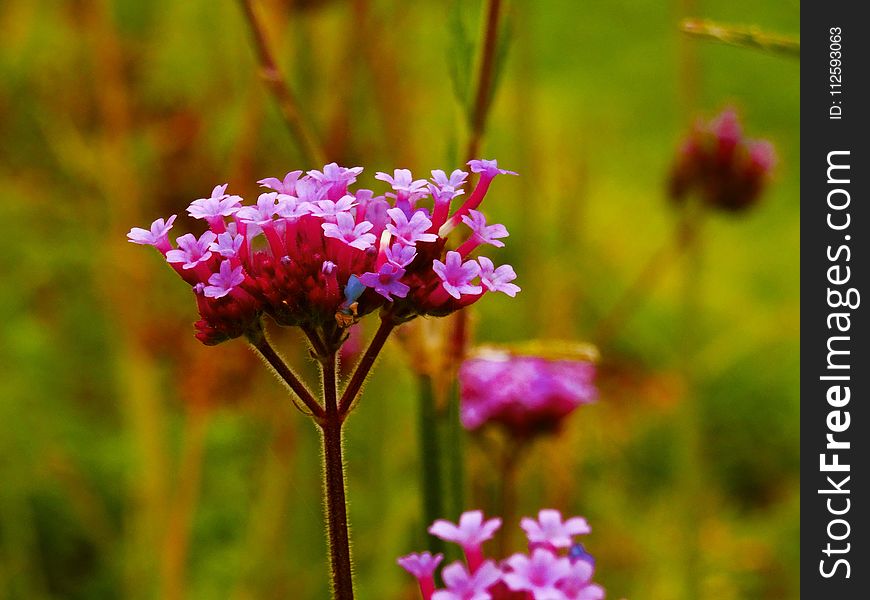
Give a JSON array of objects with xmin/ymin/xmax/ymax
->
[
  {"xmin": 432, "ymin": 561, "xmax": 502, "ymax": 600},
  {"xmin": 503, "ymin": 548, "xmax": 572, "ymax": 600}
]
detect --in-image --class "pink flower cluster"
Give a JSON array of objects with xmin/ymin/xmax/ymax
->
[
  {"xmin": 399, "ymin": 509, "xmax": 605, "ymax": 600},
  {"xmin": 128, "ymin": 160, "xmax": 519, "ymax": 345},
  {"xmin": 459, "ymin": 349, "xmax": 597, "ymax": 436},
  {"xmin": 668, "ymin": 108, "xmax": 776, "ymax": 212}
]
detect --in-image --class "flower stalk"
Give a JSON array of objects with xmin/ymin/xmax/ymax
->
[
  {"xmin": 319, "ymin": 350, "xmax": 355, "ymax": 600},
  {"xmin": 417, "ymin": 374, "xmax": 446, "ymax": 556},
  {"xmin": 128, "ymin": 159, "xmax": 518, "ymax": 598}
]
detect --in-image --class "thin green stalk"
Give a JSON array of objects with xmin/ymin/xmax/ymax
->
[
  {"xmin": 238, "ymin": 0, "xmax": 327, "ymax": 166},
  {"xmin": 677, "ymin": 204, "xmax": 705, "ymax": 599},
  {"xmin": 465, "ymin": 0, "xmax": 504, "ymax": 162},
  {"xmin": 444, "ymin": 377, "xmax": 466, "ymax": 521},
  {"xmin": 496, "ymin": 441, "xmax": 522, "ymax": 556},
  {"xmin": 417, "ymin": 374, "xmax": 445, "ymax": 554}
]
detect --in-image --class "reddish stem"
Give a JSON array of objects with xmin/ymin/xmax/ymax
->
[
  {"xmin": 320, "ymin": 352, "xmax": 355, "ymax": 600},
  {"xmin": 248, "ymin": 329, "xmax": 324, "ymax": 419}
]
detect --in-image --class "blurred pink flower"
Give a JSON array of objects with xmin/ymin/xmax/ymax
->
[
  {"xmin": 399, "ymin": 552, "xmax": 445, "ymax": 600},
  {"xmin": 520, "ymin": 510, "xmax": 591, "ymax": 550},
  {"xmin": 459, "ymin": 349, "xmax": 597, "ymax": 436},
  {"xmin": 668, "ymin": 107, "xmax": 776, "ymax": 212}
]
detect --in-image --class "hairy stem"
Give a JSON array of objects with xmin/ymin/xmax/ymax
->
[
  {"xmin": 248, "ymin": 327, "xmax": 324, "ymax": 419},
  {"xmin": 320, "ymin": 353, "xmax": 355, "ymax": 600},
  {"xmin": 339, "ymin": 317, "xmax": 396, "ymax": 415},
  {"xmin": 238, "ymin": 0, "xmax": 326, "ymax": 166}
]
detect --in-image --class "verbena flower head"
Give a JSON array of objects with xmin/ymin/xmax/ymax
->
[
  {"xmin": 668, "ymin": 107, "xmax": 777, "ymax": 213},
  {"xmin": 401, "ymin": 509, "xmax": 605, "ymax": 600},
  {"xmin": 127, "ymin": 160, "xmax": 518, "ymax": 346},
  {"xmin": 459, "ymin": 345, "xmax": 598, "ymax": 437}
]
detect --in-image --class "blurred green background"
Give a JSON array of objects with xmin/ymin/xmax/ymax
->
[{"xmin": 0, "ymin": 0, "xmax": 799, "ymax": 598}]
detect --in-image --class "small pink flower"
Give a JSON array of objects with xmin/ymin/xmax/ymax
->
[
  {"xmin": 503, "ymin": 548, "xmax": 572, "ymax": 600},
  {"xmin": 276, "ymin": 195, "xmax": 312, "ymax": 220},
  {"xmin": 187, "ymin": 184, "xmax": 242, "ymax": 220},
  {"xmin": 358, "ymin": 263, "xmax": 410, "ymax": 300},
  {"xmin": 258, "ymin": 170, "xmax": 303, "ymax": 194},
  {"xmin": 236, "ymin": 193, "xmax": 280, "ymax": 226},
  {"xmin": 432, "ymin": 252, "xmax": 482, "ymax": 299},
  {"xmin": 310, "ymin": 195, "xmax": 358, "ymax": 219},
  {"xmin": 431, "ymin": 168, "xmax": 469, "ymax": 190},
  {"xmin": 399, "ymin": 552, "xmax": 444, "ymax": 600},
  {"xmin": 521, "ymin": 509, "xmax": 591, "ymax": 550},
  {"xmin": 429, "ymin": 511, "xmax": 501, "ymax": 570},
  {"xmin": 376, "ymin": 168, "xmax": 429, "ymax": 195},
  {"xmin": 432, "ymin": 560, "xmax": 502, "ymax": 600},
  {"xmin": 166, "ymin": 231, "xmax": 217, "ymax": 270},
  {"xmin": 557, "ymin": 560, "xmax": 604, "ymax": 600},
  {"xmin": 322, "ymin": 212, "xmax": 376, "ymax": 250},
  {"xmin": 461, "ymin": 210, "xmax": 509, "ymax": 248},
  {"xmin": 209, "ymin": 232, "xmax": 244, "ymax": 258},
  {"xmin": 398, "ymin": 551, "xmax": 445, "ymax": 579},
  {"xmin": 385, "ymin": 243, "xmax": 417, "ymax": 267},
  {"xmin": 467, "ymin": 159, "xmax": 518, "ymax": 178},
  {"xmin": 293, "ymin": 177, "xmax": 326, "ymax": 203},
  {"xmin": 204, "ymin": 260, "xmax": 245, "ymax": 299},
  {"xmin": 386, "ymin": 208, "xmax": 438, "ymax": 246},
  {"xmin": 307, "ymin": 163, "xmax": 363, "ymax": 195},
  {"xmin": 477, "ymin": 257, "xmax": 520, "ymax": 297},
  {"xmin": 127, "ymin": 215, "xmax": 177, "ymax": 252}
]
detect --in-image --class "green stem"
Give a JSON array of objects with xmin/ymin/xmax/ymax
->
[
  {"xmin": 320, "ymin": 352, "xmax": 354, "ymax": 600},
  {"xmin": 677, "ymin": 204, "xmax": 705, "ymax": 599},
  {"xmin": 417, "ymin": 375, "xmax": 445, "ymax": 554},
  {"xmin": 465, "ymin": 0, "xmax": 504, "ymax": 162},
  {"xmin": 237, "ymin": 0, "xmax": 327, "ymax": 166},
  {"xmin": 445, "ymin": 377, "xmax": 466, "ymax": 521},
  {"xmin": 496, "ymin": 442, "xmax": 521, "ymax": 556}
]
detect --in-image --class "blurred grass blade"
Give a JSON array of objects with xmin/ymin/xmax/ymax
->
[
  {"xmin": 681, "ymin": 18, "xmax": 800, "ymax": 58},
  {"xmin": 447, "ymin": 0, "xmax": 475, "ymax": 121}
]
